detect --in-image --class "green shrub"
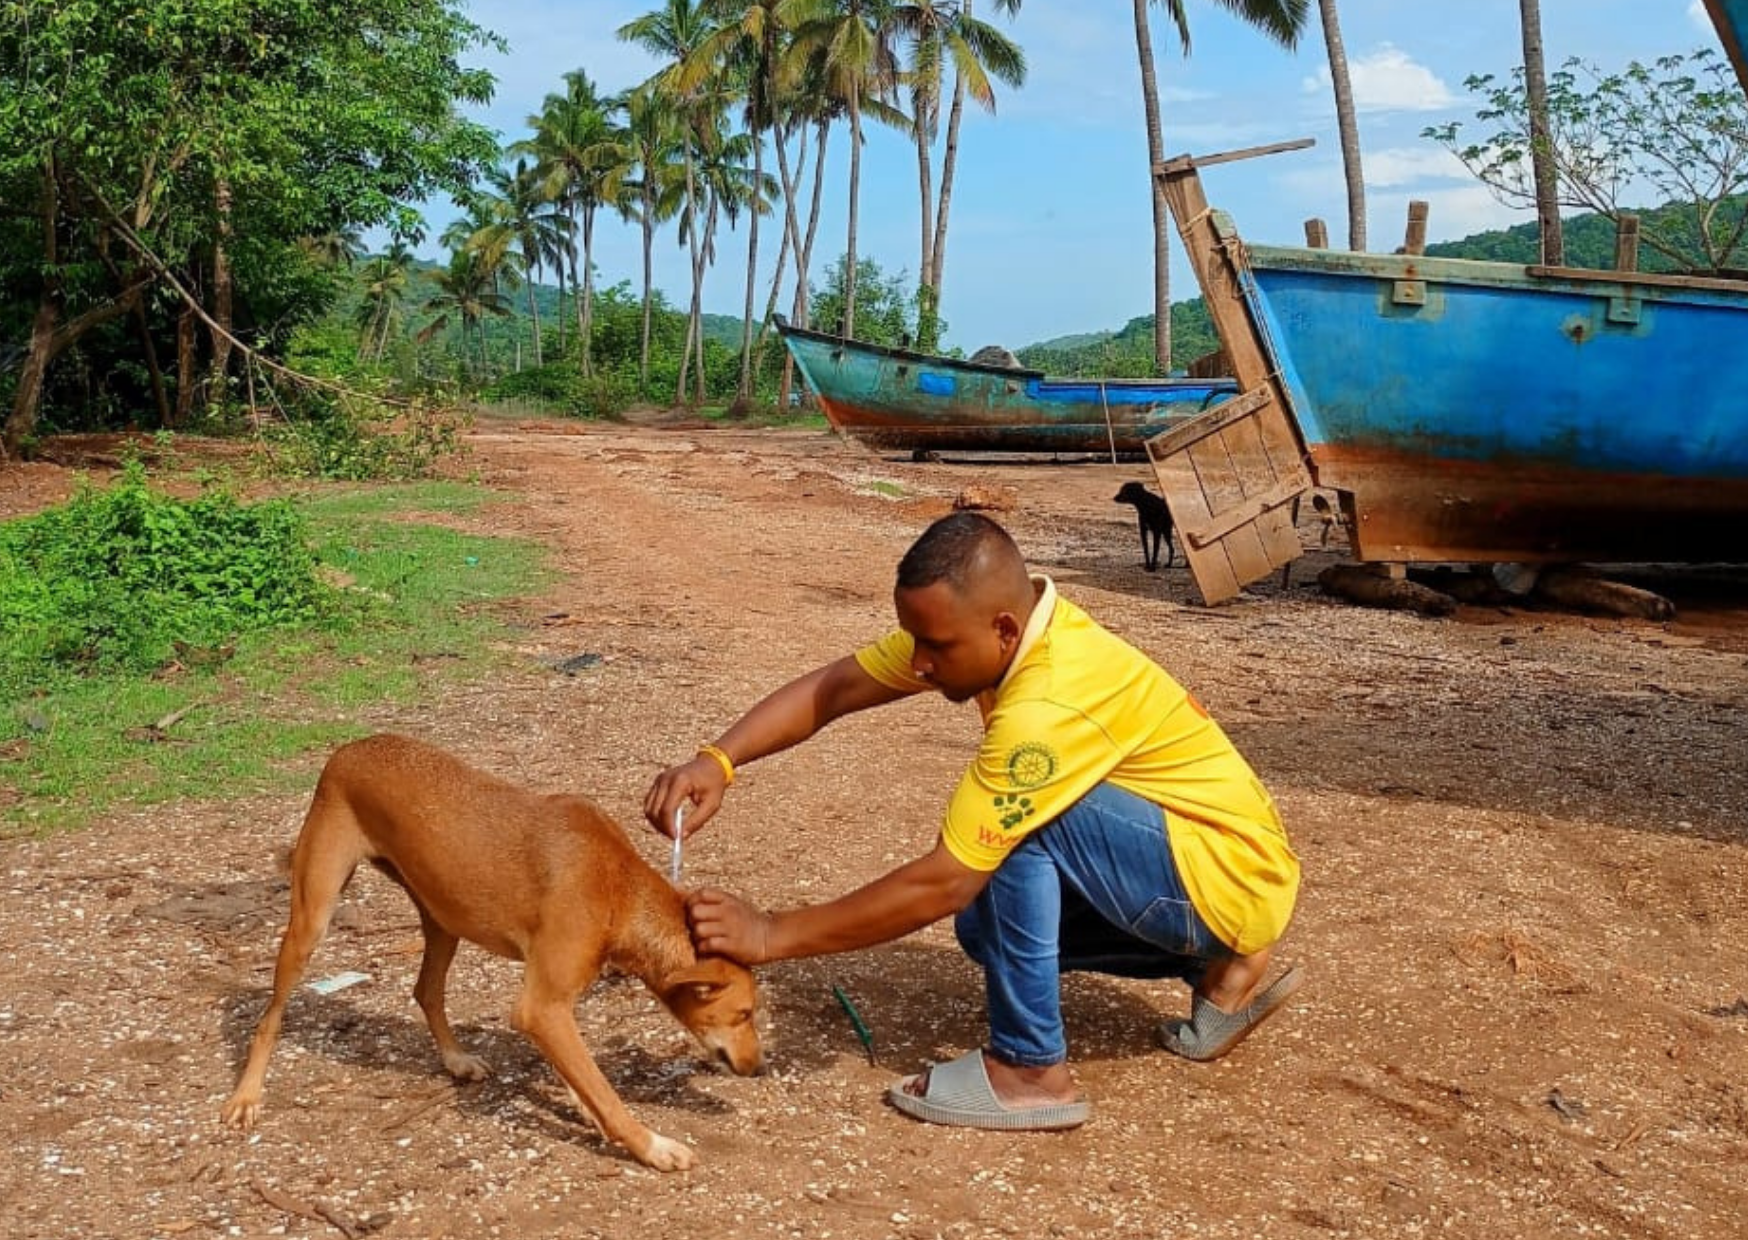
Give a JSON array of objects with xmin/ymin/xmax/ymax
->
[
  {"xmin": 0, "ymin": 463, "xmax": 336, "ymax": 683},
  {"xmin": 261, "ymin": 392, "xmax": 469, "ymax": 481}
]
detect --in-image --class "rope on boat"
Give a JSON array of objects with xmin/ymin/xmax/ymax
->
[{"xmin": 1098, "ymin": 383, "xmax": 1119, "ymax": 465}]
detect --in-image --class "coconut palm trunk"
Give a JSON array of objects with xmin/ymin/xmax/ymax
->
[
  {"xmin": 843, "ymin": 78, "xmax": 864, "ymax": 338},
  {"xmin": 1132, "ymin": 0, "xmax": 1171, "ymax": 371},
  {"xmin": 1518, "ymin": 0, "xmax": 1563, "ymax": 265},
  {"xmin": 1318, "ymin": 0, "xmax": 1366, "ymax": 251},
  {"xmin": 737, "ymin": 135, "xmax": 763, "ymax": 404}
]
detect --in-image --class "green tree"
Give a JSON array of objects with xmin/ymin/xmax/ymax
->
[
  {"xmin": 781, "ymin": 0, "xmax": 904, "ymax": 339},
  {"xmin": 355, "ymin": 241, "xmax": 417, "ymax": 363},
  {"xmin": 515, "ymin": 72, "xmax": 634, "ymax": 376},
  {"xmin": 0, "ymin": 0, "xmax": 499, "ymax": 456},
  {"xmin": 419, "ymin": 249, "xmax": 514, "ymax": 377},
  {"xmin": 1424, "ymin": 49, "xmax": 1748, "ymax": 273},
  {"xmin": 809, "ymin": 255, "xmax": 920, "ymax": 347},
  {"xmin": 890, "ymin": 0, "xmax": 1026, "ymax": 352}
]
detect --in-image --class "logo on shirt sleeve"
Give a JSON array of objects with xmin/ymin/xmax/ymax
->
[
  {"xmin": 993, "ymin": 793, "xmax": 1036, "ymax": 830},
  {"xmin": 1004, "ymin": 741, "xmax": 1058, "ymax": 790}
]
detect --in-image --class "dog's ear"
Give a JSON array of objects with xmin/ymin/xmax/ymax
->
[{"xmin": 662, "ymin": 956, "xmax": 740, "ymax": 1002}]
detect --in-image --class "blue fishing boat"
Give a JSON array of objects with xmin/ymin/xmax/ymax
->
[
  {"xmin": 1146, "ymin": 132, "xmax": 1748, "ymax": 603},
  {"xmin": 773, "ymin": 315, "xmax": 1237, "ymax": 457}
]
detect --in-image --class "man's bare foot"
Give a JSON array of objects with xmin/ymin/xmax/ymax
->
[{"xmin": 900, "ymin": 1050, "xmax": 1081, "ymax": 1109}]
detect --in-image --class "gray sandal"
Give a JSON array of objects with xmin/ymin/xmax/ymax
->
[
  {"xmin": 1159, "ymin": 962, "xmax": 1304, "ymax": 1061},
  {"xmin": 888, "ymin": 1049, "xmax": 1090, "ymax": 1131}
]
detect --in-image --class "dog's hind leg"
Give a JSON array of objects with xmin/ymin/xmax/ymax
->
[
  {"xmin": 220, "ymin": 788, "xmax": 365, "ymax": 1129},
  {"xmin": 512, "ymin": 952, "xmax": 696, "ymax": 1172},
  {"xmin": 411, "ymin": 904, "xmax": 491, "ymax": 1082}
]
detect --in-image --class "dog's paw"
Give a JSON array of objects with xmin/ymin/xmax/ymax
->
[
  {"xmin": 219, "ymin": 1093, "xmax": 261, "ymax": 1130},
  {"xmin": 642, "ymin": 1133, "xmax": 697, "ymax": 1173},
  {"xmin": 442, "ymin": 1049, "xmax": 491, "ymax": 1082}
]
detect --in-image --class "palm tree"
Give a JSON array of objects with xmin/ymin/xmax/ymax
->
[
  {"xmin": 419, "ymin": 248, "xmax": 514, "ymax": 378},
  {"xmin": 697, "ymin": 0, "xmax": 790, "ymax": 404},
  {"xmin": 1316, "ymin": 0, "xmax": 1364, "ymax": 251},
  {"xmin": 467, "ymin": 160, "xmax": 570, "ymax": 368},
  {"xmin": 622, "ymin": 89, "xmax": 687, "ymax": 396},
  {"xmin": 1517, "ymin": 0, "xmax": 1563, "ymax": 264},
  {"xmin": 780, "ymin": 0, "xmax": 903, "ymax": 339},
  {"xmin": 354, "ymin": 241, "xmax": 415, "ymax": 362},
  {"xmin": 890, "ymin": 0, "xmax": 1025, "ymax": 351},
  {"xmin": 1137, "ymin": 0, "xmax": 1306, "ymax": 371},
  {"xmin": 516, "ymin": 72, "xmax": 633, "ymax": 376}
]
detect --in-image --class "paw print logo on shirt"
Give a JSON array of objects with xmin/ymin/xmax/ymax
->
[{"xmin": 994, "ymin": 792, "xmax": 1035, "ymax": 830}]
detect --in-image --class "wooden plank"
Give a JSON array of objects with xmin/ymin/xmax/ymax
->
[
  {"xmin": 1525, "ymin": 264, "xmax": 1748, "ymax": 293},
  {"xmin": 1144, "ymin": 386, "xmax": 1271, "ymax": 458},
  {"xmin": 1155, "ymin": 137, "xmax": 1315, "ymax": 173},
  {"xmin": 1614, "ymin": 214, "xmax": 1640, "ymax": 273},
  {"xmin": 1304, "ymin": 218, "xmax": 1329, "ymax": 248},
  {"xmin": 1181, "ymin": 469, "xmax": 1314, "ymax": 549},
  {"xmin": 1151, "ymin": 447, "xmax": 1240, "ymax": 603},
  {"xmin": 1403, "ymin": 200, "xmax": 1429, "ymax": 256},
  {"xmin": 1188, "ymin": 433, "xmax": 1274, "ymax": 585}
]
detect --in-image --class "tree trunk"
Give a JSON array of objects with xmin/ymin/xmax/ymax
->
[
  {"xmin": 1518, "ymin": 0, "xmax": 1564, "ymax": 265},
  {"xmin": 844, "ymin": 79, "xmax": 864, "ymax": 339},
  {"xmin": 639, "ymin": 187, "xmax": 656, "ymax": 397},
  {"xmin": 926, "ymin": 64, "xmax": 968, "ymax": 353},
  {"xmin": 175, "ymin": 306, "xmax": 198, "ymax": 427},
  {"xmin": 526, "ymin": 264, "xmax": 543, "ymax": 368},
  {"xmin": 676, "ymin": 148, "xmax": 702, "ymax": 407},
  {"xmin": 914, "ymin": 85, "xmax": 935, "ymax": 340},
  {"xmin": 737, "ymin": 133, "xmax": 764, "ymax": 403},
  {"xmin": 580, "ymin": 204, "xmax": 598, "ymax": 377},
  {"xmin": 1318, "ymin": 0, "xmax": 1367, "ymax": 252},
  {"xmin": 1132, "ymin": 0, "xmax": 1171, "ymax": 371},
  {"xmin": 208, "ymin": 176, "xmax": 235, "ymax": 415}
]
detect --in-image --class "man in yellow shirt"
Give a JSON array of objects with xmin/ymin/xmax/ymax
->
[{"xmin": 645, "ymin": 512, "xmax": 1301, "ymax": 1130}]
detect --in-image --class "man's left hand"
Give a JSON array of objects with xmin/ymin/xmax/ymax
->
[{"xmin": 686, "ymin": 887, "xmax": 775, "ymax": 964}]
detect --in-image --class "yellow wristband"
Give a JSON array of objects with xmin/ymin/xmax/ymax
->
[{"xmin": 697, "ymin": 743, "xmax": 736, "ymax": 785}]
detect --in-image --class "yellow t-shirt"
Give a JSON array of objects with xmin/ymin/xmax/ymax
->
[{"xmin": 854, "ymin": 577, "xmax": 1298, "ymax": 955}]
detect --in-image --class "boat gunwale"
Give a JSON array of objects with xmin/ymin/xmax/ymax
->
[
  {"xmin": 1247, "ymin": 242, "xmax": 1748, "ymax": 301},
  {"xmin": 773, "ymin": 313, "xmax": 1233, "ymax": 392}
]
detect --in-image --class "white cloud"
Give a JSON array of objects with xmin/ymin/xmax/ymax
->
[
  {"xmin": 1375, "ymin": 185, "xmax": 1532, "ymax": 243},
  {"xmin": 1362, "ymin": 146, "xmax": 1472, "ymax": 189},
  {"xmin": 1690, "ymin": 0, "xmax": 1713, "ymax": 34},
  {"xmin": 1302, "ymin": 44, "xmax": 1456, "ymax": 113}
]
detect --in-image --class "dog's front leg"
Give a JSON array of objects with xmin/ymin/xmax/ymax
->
[{"xmin": 512, "ymin": 971, "xmax": 695, "ymax": 1172}]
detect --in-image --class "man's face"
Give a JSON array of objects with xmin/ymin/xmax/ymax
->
[{"xmin": 894, "ymin": 580, "xmax": 1016, "ymax": 703}]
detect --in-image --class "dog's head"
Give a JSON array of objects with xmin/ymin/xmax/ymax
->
[
  {"xmin": 658, "ymin": 955, "xmax": 763, "ymax": 1075},
  {"xmin": 1113, "ymin": 481, "xmax": 1150, "ymax": 506}
]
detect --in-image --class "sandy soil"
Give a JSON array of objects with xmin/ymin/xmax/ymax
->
[{"xmin": 2, "ymin": 417, "xmax": 1746, "ymax": 1240}]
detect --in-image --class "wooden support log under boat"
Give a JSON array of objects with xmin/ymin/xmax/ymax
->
[
  {"xmin": 1317, "ymin": 564, "xmax": 1457, "ymax": 616},
  {"xmin": 1531, "ymin": 568, "xmax": 1676, "ymax": 621}
]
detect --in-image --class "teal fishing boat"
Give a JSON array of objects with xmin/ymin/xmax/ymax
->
[{"xmin": 774, "ymin": 315, "xmax": 1237, "ymax": 458}]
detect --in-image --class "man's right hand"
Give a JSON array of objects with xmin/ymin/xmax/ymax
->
[{"xmin": 643, "ymin": 753, "xmax": 728, "ymax": 839}]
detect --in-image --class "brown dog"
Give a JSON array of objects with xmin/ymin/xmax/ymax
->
[{"xmin": 219, "ymin": 733, "xmax": 761, "ymax": 1171}]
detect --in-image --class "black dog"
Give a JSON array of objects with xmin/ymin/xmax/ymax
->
[{"xmin": 1113, "ymin": 481, "xmax": 1175, "ymax": 571}]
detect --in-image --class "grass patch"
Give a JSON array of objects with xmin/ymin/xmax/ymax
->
[{"xmin": 2, "ymin": 478, "xmax": 550, "ymax": 835}]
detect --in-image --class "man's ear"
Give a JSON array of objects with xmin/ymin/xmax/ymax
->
[{"xmin": 994, "ymin": 610, "xmax": 1023, "ymax": 648}]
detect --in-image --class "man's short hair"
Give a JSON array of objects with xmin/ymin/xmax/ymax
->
[{"xmin": 896, "ymin": 512, "xmax": 1021, "ymax": 592}]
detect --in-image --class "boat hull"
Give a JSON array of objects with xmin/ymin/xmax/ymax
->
[
  {"xmin": 1242, "ymin": 247, "xmax": 1748, "ymax": 564},
  {"xmin": 775, "ymin": 320, "xmax": 1236, "ymax": 456}
]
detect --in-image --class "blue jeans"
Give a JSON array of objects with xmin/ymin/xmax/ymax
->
[{"xmin": 954, "ymin": 782, "xmax": 1227, "ymax": 1067}]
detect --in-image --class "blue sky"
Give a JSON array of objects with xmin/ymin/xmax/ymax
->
[{"xmin": 438, "ymin": 0, "xmax": 1727, "ymax": 351}]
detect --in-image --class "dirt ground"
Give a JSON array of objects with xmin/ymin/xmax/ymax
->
[{"xmin": 3, "ymin": 416, "xmax": 1746, "ymax": 1240}]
